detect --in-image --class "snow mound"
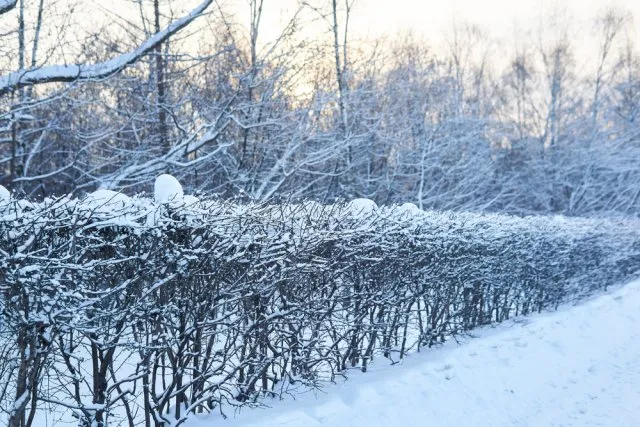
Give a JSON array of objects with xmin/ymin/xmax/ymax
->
[
  {"xmin": 155, "ymin": 174, "xmax": 184, "ymax": 203},
  {"xmin": 347, "ymin": 198, "xmax": 377, "ymax": 215},
  {"xmin": 17, "ymin": 199, "xmax": 34, "ymax": 211},
  {"xmin": 0, "ymin": 185, "xmax": 10, "ymax": 203},
  {"xmin": 397, "ymin": 202, "xmax": 421, "ymax": 216},
  {"xmin": 183, "ymin": 195, "xmax": 200, "ymax": 206},
  {"xmin": 83, "ymin": 190, "xmax": 132, "ymax": 208},
  {"xmin": 79, "ymin": 191, "xmax": 134, "ymax": 219}
]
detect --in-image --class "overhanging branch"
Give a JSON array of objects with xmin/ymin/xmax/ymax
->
[
  {"xmin": 0, "ymin": 0, "xmax": 213, "ymax": 96},
  {"xmin": 0, "ymin": 0, "xmax": 17, "ymax": 15}
]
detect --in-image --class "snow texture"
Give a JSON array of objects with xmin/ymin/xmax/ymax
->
[
  {"xmin": 184, "ymin": 194, "xmax": 200, "ymax": 206},
  {"xmin": 347, "ymin": 198, "xmax": 377, "ymax": 215},
  {"xmin": 397, "ymin": 202, "xmax": 421, "ymax": 216},
  {"xmin": 0, "ymin": 0, "xmax": 16, "ymax": 14},
  {"xmin": 0, "ymin": 184, "xmax": 9, "ymax": 203},
  {"xmin": 190, "ymin": 279, "xmax": 640, "ymax": 427},
  {"xmin": 83, "ymin": 189, "xmax": 132, "ymax": 209},
  {"xmin": 154, "ymin": 173, "xmax": 184, "ymax": 203}
]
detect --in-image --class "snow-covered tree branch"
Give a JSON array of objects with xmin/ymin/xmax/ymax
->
[
  {"xmin": 0, "ymin": 0, "xmax": 213, "ymax": 96},
  {"xmin": 0, "ymin": 0, "xmax": 16, "ymax": 15}
]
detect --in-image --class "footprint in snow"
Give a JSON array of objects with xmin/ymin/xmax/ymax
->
[{"xmin": 435, "ymin": 363, "xmax": 454, "ymax": 372}]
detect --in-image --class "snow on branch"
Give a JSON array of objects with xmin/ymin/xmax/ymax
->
[
  {"xmin": 0, "ymin": 0, "xmax": 17, "ymax": 15},
  {"xmin": 101, "ymin": 116, "xmax": 233, "ymax": 189},
  {"xmin": 0, "ymin": 0, "xmax": 213, "ymax": 96}
]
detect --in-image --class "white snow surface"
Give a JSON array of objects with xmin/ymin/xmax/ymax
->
[
  {"xmin": 189, "ymin": 279, "xmax": 640, "ymax": 427},
  {"xmin": 183, "ymin": 194, "xmax": 200, "ymax": 206},
  {"xmin": 83, "ymin": 189, "xmax": 131, "ymax": 208},
  {"xmin": 154, "ymin": 173, "xmax": 184, "ymax": 203},
  {"xmin": 0, "ymin": 0, "xmax": 17, "ymax": 14},
  {"xmin": 347, "ymin": 198, "xmax": 377, "ymax": 215},
  {"xmin": 397, "ymin": 202, "xmax": 421, "ymax": 216},
  {"xmin": 0, "ymin": 184, "xmax": 9, "ymax": 202}
]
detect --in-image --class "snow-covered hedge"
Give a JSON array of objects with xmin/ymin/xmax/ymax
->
[{"xmin": 1, "ymin": 181, "xmax": 639, "ymax": 426}]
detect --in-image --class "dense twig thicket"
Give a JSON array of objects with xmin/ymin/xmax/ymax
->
[{"xmin": 1, "ymin": 194, "xmax": 639, "ymax": 426}]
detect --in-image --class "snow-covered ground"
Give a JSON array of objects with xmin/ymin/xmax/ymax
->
[{"xmin": 189, "ymin": 279, "xmax": 640, "ymax": 427}]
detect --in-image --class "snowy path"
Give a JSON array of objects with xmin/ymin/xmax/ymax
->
[{"xmin": 190, "ymin": 279, "xmax": 640, "ymax": 427}]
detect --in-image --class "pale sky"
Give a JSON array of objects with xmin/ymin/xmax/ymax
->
[
  {"xmin": 57, "ymin": 0, "xmax": 640, "ymax": 74},
  {"xmin": 345, "ymin": 0, "xmax": 639, "ymax": 39},
  {"xmin": 253, "ymin": 0, "xmax": 640, "ymax": 52},
  {"xmin": 235, "ymin": 0, "xmax": 640, "ymax": 71},
  {"xmin": 87, "ymin": 1, "xmax": 640, "ymax": 49}
]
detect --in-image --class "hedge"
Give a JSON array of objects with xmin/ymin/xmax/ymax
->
[{"xmin": 1, "ymin": 194, "xmax": 639, "ymax": 426}]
